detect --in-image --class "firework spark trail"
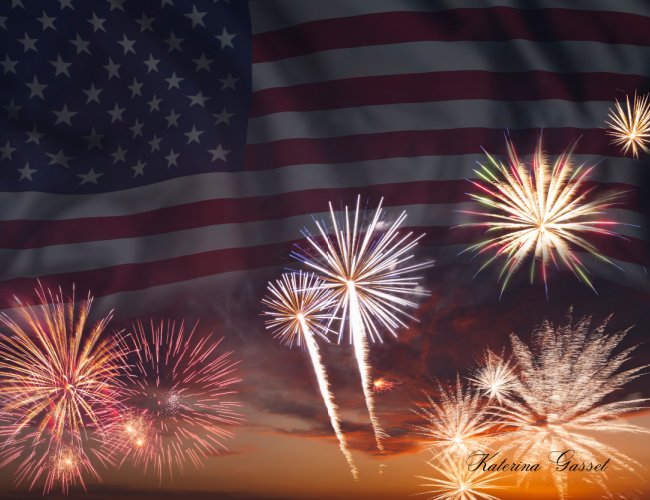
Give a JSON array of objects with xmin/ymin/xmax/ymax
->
[
  {"xmin": 0, "ymin": 284, "xmax": 126, "ymax": 494},
  {"xmin": 606, "ymin": 92, "xmax": 650, "ymax": 158},
  {"xmin": 459, "ymin": 135, "xmax": 624, "ymax": 296},
  {"xmin": 262, "ymin": 272, "xmax": 358, "ymax": 480},
  {"xmin": 292, "ymin": 196, "xmax": 432, "ymax": 452}
]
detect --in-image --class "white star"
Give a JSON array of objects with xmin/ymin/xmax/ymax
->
[
  {"xmin": 184, "ymin": 126, "xmax": 203, "ymax": 144},
  {"xmin": 208, "ymin": 144, "xmax": 229, "ymax": 162},
  {"xmin": 187, "ymin": 91, "xmax": 210, "ymax": 107},
  {"xmin": 165, "ymin": 32, "xmax": 183, "ymax": 52},
  {"xmin": 78, "ymin": 168, "xmax": 103, "ymax": 185},
  {"xmin": 132, "ymin": 160, "xmax": 146, "ymax": 177},
  {"xmin": 4, "ymin": 99, "xmax": 21, "ymax": 120},
  {"xmin": 165, "ymin": 72, "xmax": 184, "ymax": 89},
  {"xmin": 117, "ymin": 35, "xmax": 136, "ymax": 55},
  {"xmin": 148, "ymin": 134, "xmax": 161, "ymax": 152},
  {"xmin": 88, "ymin": 13, "xmax": 106, "ymax": 32},
  {"xmin": 111, "ymin": 146, "xmax": 127, "ymax": 164},
  {"xmin": 193, "ymin": 53, "xmax": 213, "ymax": 71},
  {"xmin": 107, "ymin": 0, "xmax": 125, "ymax": 11},
  {"xmin": 25, "ymin": 126, "xmax": 44, "ymax": 145},
  {"xmin": 136, "ymin": 13, "xmax": 154, "ymax": 32},
  {"xmin": 185, "ymin": 6, "xmax": 207, "ymax": 28},
  {"xmin": 70, "ymin": 34, "xmax": 91, "ymax": 55},
  {"xmin": 219, "ymin": 72, "xmax": 238, "ymax": 90},
  {"xmin": 26, "ymin": 76, "xmax": 47, "ymax": 99},
  {"xmin": 0, "ymin": 141, "xmax": 16, "ymax": 161},
  {"xmin": 216, "ymin": 27, "xmax": 236, "ymax": 49},
  {"xmin": 103, "ymin": 57, "xmax": 120, "ymax": 79},
  {"xmin": 148, "ymin": 94, "xmax": 162, "ymax": 112},
  {"xmin": 59, "ymin": 0, "xmax": 74, "ymax": 9},
  {"xmin": 1, "ymin": 55, "xmax": 17, "ymax": 74},
  {"xmin": 107, "ymin": 103, "xmax": 125, "ymax": 123},
  {"xmin": 47, "ymin": 149, "xmax": 73, "ymax": 168},
  {"xmin": 165, "ymin": 148, "xmax": 179, "ymax": 167},
  {"xmin": 18, "ymin": 162, "xmax": 37, "ymax": 181},
  {"xmin": 213, "ymin": 108, "xmax": 234, "ymax": 125},
  {"xmin": 83, "ymin": 83, "xmax": 102, "ymax": 103},
  {"xmin": 37, "ymin": 11, "xmax": 57, "ymax": 31},
  {"xmin": 53, "ymin": 104, "xmax": 76, "ymax": 125},
  {"xmin": 128, "ymin": 78, "xmax": 143, "ymax": 97},
  {"xmin": 82, "ymin": 127, "xmax": 104, "ymax": 150},
  {"xmin": 165, "ymin": 109, "xmax": 181, "ymax": 128},
  {"xmin": 143, "ymin": 53, "xmax": 160, "ymax": 73},
  {"xmin": 19, "ymin": 32, "xmax": 38, "ymax": 52},
  {"xmin": 130, "ymin": 119, "xmax": 144, "ymax": 138},
  {"xmin": 50, "ymin": 55, "xmax": 72, "ymax": 77}
]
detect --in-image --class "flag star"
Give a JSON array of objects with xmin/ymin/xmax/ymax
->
[
  {"xmin": 165, "ymin": 148, "xmax": 179, "ymax": 167},
  {"xmin": 70, "ymin": 34, "xmax": 91, "ymax": 55},
  {"xmin": 25, "ymin": 126, "xmax": 44, "ymax": 145},
  {"xmin": 18, "ymin": 162, "xmax": 37, "ymax": 181},
  {"xmin": 37, "ymin": 11, "xmax": 57, "ymax": 31},
  {"xmin": 219, "ymin": 72, "xmax": 238, "ymax": 90},
  {"xmin": 165, "ymin": 72, "xmax": 184, "ymax": 89},
  {"xmin": 103, "ymin": 57, "xmax": 120, "ymax": 79},
  {"xmin": 185, "ymin": 6, "xmax": 207, "ymax": 27},
  {"xmin": 117, "ymin": 35, "xmax": 136, "ymax": 55},
  {"xmin": 184, "ymin": 126, "xmax": 203, "ymax": 144},
  {"xmin": 132, "ymin": 160, "xmax": 146, "ymax": 177},
  {"xmin": 208, "ymin": 144, "xmax": 229, "ymax": 162},
  {"xmin": 111, "ymin": 146, "xmax": 127, "ymax": 164},
  {"xmin": 47, "ymin": 149, "xmax": 73, "ymax": 168},
  {"xmin": 19, "ymin": 33, "xmax": 38, "ymax": 52},
  {"xmin": 128, "ymin": 78, "xmax": 143, "ymax": 97},
  {"xmin": 107, "ymin": 0, "xmax": 125, "ymax": 11},
  {"xmin": 50, "ymin": 55, "xmax": 72, "ymax": 77},
  {"xmin": 213, "ymin": 108, "xmax": 234, "ymax": 125},
  {"xmin": 26, "ymin": 76, "xmax": 47, "ymax": 99},
  {"xmin": 107, "ymin": 103, "xmax": 125, "ymax": 123},
  {"xmin": 82, "ymin": 127, "xmax": 104, "ymax": 150},
  {"xmin": 165, "ymin": 32, "xmax": 183, "ymax": 52},
  {"xmin": 148, "ymin": 134, "xmax": 161, "ymax": 152},
  {"xmin": 130, "ymin": 119, "xmax": 144, "ymax": 138},
  {"xmin": 88, "ymin": 13, "xmax": 106, "ymax": 32},
  {"xmin": 136, "ymin": 13, "xmax": 154, "ymax": 32},
  {"xmin": 4, "ymin": 99, "xmax": 21, "ymax": 120},
  {"xmin": 193, "ymin": 53, "xmax": 213, "ymax": 72},
  {"xmin": 165, "ymin": 109, "xmax": 181, "ymax": 128},
  {"xmin": 187, "ymin": 91, "xmax": 210, "ymax": 107},
  {"xmin": 59, "ymin": 0, "xmax": 74, "ymax": 9},
  {"xmin": 53, "ymin": 104, "xmax": 76, "ymax": 125},
  {"xmin": 0, "ymin": 141, "xmax": 16, "ymax": 161},
  {"xmin": 147, "ymin": 94, "xmax": 162, "ymax": 112},
  {"xmin": 78, "ymin": 168, "xmax": 103, "ymax": 185},
  {"xmin": 216, "ymin": 27, "xmax": 236, "ymax": 49},
  {"xmin": 83, "ymin": 83, "xmax": 102, "ymax": 103},
  {"xmin": 143, "ymin": 53, "xmax": 160, "ymax": 73},
  {"xmin": 1, "ymin": 55, "xmax": 17, "ymax": 74}
]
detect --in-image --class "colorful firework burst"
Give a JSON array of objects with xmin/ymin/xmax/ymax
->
[
  {"xmin": 262, "ymin": 272, "xmax": 358, "ymax": 480},
  {"xmin": 460, "ymin": 136, "xmax": 623, "ymax": 295},
  {"xmin": 606, "ymin": 92, "xmax": 650, "ymax": 158},
  {"xmin": 468, "ymin": 349, "xmax": 517, "ymax": 404},
  {"xmin": 292, "ymin": 195, "xmax": 432, "ymax": 452},
  {"xmin": 0, "ymin": 285, "xmax": 127, "ymax": 493}
]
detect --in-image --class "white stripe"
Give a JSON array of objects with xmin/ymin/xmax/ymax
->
[
  {"xmin": 1, "ymin": 204, "xmax": 642, "ymax": 281},
  {"xmin": 251, "ymin": 41, "xmax": 650, "ymax": 91},
  {"xmin": 250, "ymin": 0, "xmax": 650, "ymax": 34},
  {"xmin": 247, "ymin": 100, "xmax": 614, "ymax": 144}
]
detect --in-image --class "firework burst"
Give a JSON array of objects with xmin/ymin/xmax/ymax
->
[
  {"xmin": 606, "ymin": 92, "xmax": 650, "ymax": 158},
  {"xmin": 468, "ymin": 349, "xmax": 517, "ymax": 404},
  {"xmin": 460, "ymin": 135, "xmax": 623, "ymax": 296},
  {"xmin": 262, "ymin": 272, "xmax": 358, "ymax": 480},
  {"xmin": 0, "ymin": 285, "xmax": 127, "ymax": 493},
  {"xmin": 112, "ymin": 320, "xmax": 242, "ymax": 481},
  {"xmin": 292, "ymin": 196, "xmax": 432, "ymax": 452}
]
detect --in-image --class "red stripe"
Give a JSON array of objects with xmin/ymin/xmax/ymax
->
[
  {"xmin": 245, "ymin": 128, "xmax": 624, "ymax": 170},
  {"xmin": 0, "ymin": 181, "xmax": 638, "ymax": 250},
  {"xmin": 251, "ymin": 71, "xmax": 650, "ymax": 117},
  {"xmin": 253, "ymin": 8, "xmax": 650, "ymax": 63}
]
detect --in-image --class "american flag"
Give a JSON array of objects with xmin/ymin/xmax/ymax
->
[{"xmin": 0, "ymin": 0, "xmax": 649, "ymax": 313}]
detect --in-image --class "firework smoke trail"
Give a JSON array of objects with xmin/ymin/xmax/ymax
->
[
  {"xmin": 112, "ymin": 320, "xmax": 242, "ymax": 481},
  {"xmin": 0, "ymin": 284, "xmax": 127, "ymax": 493},
  {"xmin": 459, "ymin": 135, "xmax": 623, "ymax": 296},
  {"xmin": 606, "ymin": 92, "xmax": 650, "ymax": 158},
  {"xmin": 292, "ymin": 196, "xmax": 432, "ymax": 453},
  {"xmin": 262, "ymin": 272, "xmax": 358, "ymax": 480}
]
